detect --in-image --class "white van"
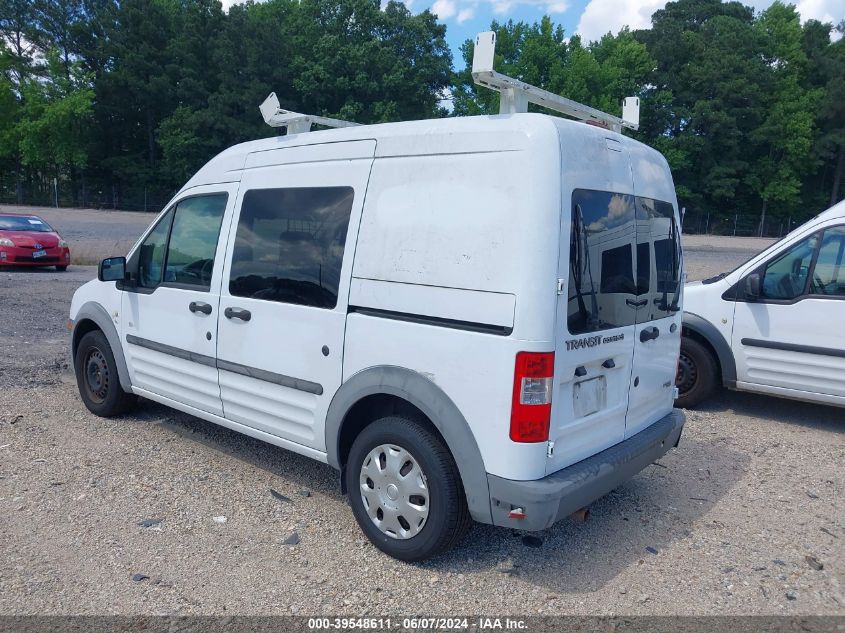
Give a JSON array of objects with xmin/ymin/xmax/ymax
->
[
  {"xmin": 677, "ymin": 200, "xmax": 845, "ymax": 409},
  {"xmin": 68, "ymin": 38, "xmax": 685, "ymax": 560}
]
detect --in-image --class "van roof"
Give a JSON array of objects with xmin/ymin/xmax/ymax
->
[
  {"xmin": 181, "ymin": 113, "xmax": 663, "ymax": 193},
  {"xmin": 816, "ymin": 199, "xmax": 845, "ymax": 222}
]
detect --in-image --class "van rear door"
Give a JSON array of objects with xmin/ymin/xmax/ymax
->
[
  {"xmin": 546, "ymin": 139, "xmax": 641, "ymax": 474},
  {"xmin": 625, "ymin": 147, "xmax": 683, "ymax": 437}
]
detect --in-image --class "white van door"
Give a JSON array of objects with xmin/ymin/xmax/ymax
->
[
  {"xmin": 122, "ymin": 185, "xmax": 238, "ymax": 415},
  {"xmin": 215, "ymin": 141, "xmax": 375, "ymax": 450},
  {"xmin": 731, "ymin": 224, "xmax": 845, "ymax": 403},
  {"xmin": 624, "ymin": 197, "xmax": 683, "ymax": 437},
  {"xmin": 548, "ymin": 184, "xmax": 640, "ymax": 474}
]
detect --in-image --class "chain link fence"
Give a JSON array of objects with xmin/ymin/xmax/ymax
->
[
  {"xmin": 0, "ymin": 176, "xmax": 174, "ymax": 214},
  {"xmin": 681, "ymin": 210, "xmax": 807, "ymax": 238}
]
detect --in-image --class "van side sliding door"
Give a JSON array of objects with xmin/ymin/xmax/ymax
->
[{"xmin": 215, "ymin": 141, "xmax": 376, "ymax": 452}]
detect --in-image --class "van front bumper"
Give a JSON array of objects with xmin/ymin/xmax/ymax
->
[{"xmin": 487, "ymin": 409, "xmax": 685, "ymax": 531}]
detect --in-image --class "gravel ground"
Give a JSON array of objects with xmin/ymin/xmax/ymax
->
[{"xmin": 0, "ymin": 209, "xmax": 841, "ymax": 616}]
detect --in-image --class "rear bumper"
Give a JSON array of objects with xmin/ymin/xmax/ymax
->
[{"xmin": 487, "ymin": 409, "xmax": 685, "ymax": 531}]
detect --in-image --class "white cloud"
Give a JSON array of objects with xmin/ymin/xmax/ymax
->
[
  {"xmin": 491, "ymin": 0, "xmax": 513, "ymax": 13},
  {"xmin": 432, "ymin": 0, "xmax": 457, "ymax": 18},
  {"xmin": 796, "ymin": 0, "xmax": 844, "ymax": 26},
  {"xmin": 545, "ymin": 0, "xmax": 570, "ymax": 11},
  {"xmin": 575, "ymin": 0, "xmax": 666, "ymax": 42},
  {"xmin": 457, "ymin": 6, "xmax": 476, "ymax": 22}
]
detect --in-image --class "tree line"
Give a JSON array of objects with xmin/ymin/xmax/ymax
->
[{"xmin": 1, "ymin": 0, "xmax": 842, "ymax": 233}]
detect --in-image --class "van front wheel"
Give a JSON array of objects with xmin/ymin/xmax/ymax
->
[
  {"xmin": 346, "ymin": 416, "xmax": 470, "ymax": 561},
  {"xmin": 675, "ymin": 336, "xmax": 718, "ymax": 409},
  {"xmin": 74, "ymin": 330, "xmax": 137, "ymax": 417}
]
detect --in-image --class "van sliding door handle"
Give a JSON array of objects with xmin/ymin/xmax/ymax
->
[
  {"xmin": 626, "ymin": 298, "xmax": 647, "ymax": 308},
  {"xmin": 640, "ymin": 326, "xmax": 660, "ymax": 342},
  {"xmin": 224, "ymin": 307, "xmax": 252, "ymax": 322},
  {"xmin": 188, "ymin": 301, "xmax": 212, "ymax": 315}
]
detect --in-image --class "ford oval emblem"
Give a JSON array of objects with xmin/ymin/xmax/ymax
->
[{"xmin": 34, "ymin": 243, "xmax": 43, "ymax": 249}]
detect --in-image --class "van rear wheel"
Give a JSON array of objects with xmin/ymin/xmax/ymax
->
[
  {"xmin": 675, "ymin": 336, "xmax": 717, "ymax": 409},
  {"xmin": 346, "ymin": 416, "xmax": 471, "ymax": 562}
]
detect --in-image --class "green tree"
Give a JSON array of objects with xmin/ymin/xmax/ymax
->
[
  {"xmin": 636, "ymin": 0, "xmax": 767, "ymax": 219},
  {"xmin": 747, "ymin": 3, "xmax": 821, "ymax": 231},
  {"xmin": 17, "ymin": 51, "xmax": 94, "ymax": 178}
]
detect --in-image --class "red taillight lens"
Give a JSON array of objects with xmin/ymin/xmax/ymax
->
[{"xmin": 510, "ymin": 351, "xmax": 555, "ymax": 443}]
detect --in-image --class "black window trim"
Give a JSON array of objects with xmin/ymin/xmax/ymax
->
[
  {"xmin": 119, "ymin": 192, "xmax": 229, "ymax": 295},
  {"xmin": 725, "ymin": 224, "xmax": 845, "ymax": 305}
]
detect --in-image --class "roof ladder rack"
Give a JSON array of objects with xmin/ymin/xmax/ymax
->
[
  {"xmin": 471, "ymin": 31, "xmax": 640, "ymax": 133},
  {"xmin": 259, "ymin": 92, "xmax": 360, "ymax": 134}
]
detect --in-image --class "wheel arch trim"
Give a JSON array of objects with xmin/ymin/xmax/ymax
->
[
  {"xmin": 72, "ymin": 302, "xmax": 133, "ymax": 392},
  {"xmin": 682, "ymin": 312, "xmax": 736, "ymax": 386},
  {"xmin": 325, "ymin": 366, "xmax": 492, "ymax": 524}
]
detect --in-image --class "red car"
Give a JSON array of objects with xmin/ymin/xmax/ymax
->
[{"xmin": 0, "ymin": 213, "xmax": 71, "ymax": 270}]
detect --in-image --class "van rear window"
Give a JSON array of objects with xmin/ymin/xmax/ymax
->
[
  {"xmin": 229, "ymin": 187, "xmax": 354, "ymax": 309},
  {"xmin": 568, "ymin": 189, "xmax": 679, "ymax": 334}
]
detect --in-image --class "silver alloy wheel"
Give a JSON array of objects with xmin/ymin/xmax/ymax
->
[{"xmin": 359, "ymin": 443, "xmax": 429, "ymax": 539}]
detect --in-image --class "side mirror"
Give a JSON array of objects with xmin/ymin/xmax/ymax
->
[
  {"xmin": 744, "ymin": 273, "xmax": 761, "ymax": 301},
  {"xmin": 99, "ymin": 256, "xmax": 126, "ymax": 282}
]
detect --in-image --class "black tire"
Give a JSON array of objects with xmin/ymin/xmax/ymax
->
[
  {"xmin": 346, "ymin": 416, "xmax": 471, "ymax": 562},
  {"xmin": 56, "ymin": 265, "xmax": 67, "ymax": 271},
  {"xmin": 675, "ymin": 335, "xmax": 718, "ymax": 409},
  {"xmin": 74, "ymin": 330, "xmax": 136, "ymax": 417}
]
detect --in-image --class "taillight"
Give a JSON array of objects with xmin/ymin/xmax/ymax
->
[{"xmin": 510, "ymin": 351, "xmax": 555, "ymax": 443}]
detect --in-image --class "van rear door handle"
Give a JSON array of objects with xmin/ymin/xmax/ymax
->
[
  {"xmin": 640, "ymin": 326, "xmax": 660, "ymax": 342},
  {"xmin": 626, "ymin": 298, "xmax": 647, "ymax": 308},
  {"xmin": 189, "ymin": 301, "xmax": 212, "ymax": 315},
  {"xmin": 224, "ymin": 307, "xmax": 251, "ymax": 322}
]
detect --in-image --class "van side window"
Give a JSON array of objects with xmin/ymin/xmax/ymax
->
[
  {"xmin": 568, "ymin": 190, "xmax": 637, "ymax": 334},
  {"xmin": 810, "ymin": 226, "xmax": 845, "ymax": 297},
  {"xmin": 138, "ymin": 209, "xmax": 174, "ymax": 288},
  {"xmin": 229, "ymin": 187, "xmax": 355, "ymax": 309},
  {"xmin": 164, "ymin": 194, "xmax": 228, "ymax": 290},
  {"xmin": 762, "ymin": 234, "xmax": 818, "ymax": 300}
]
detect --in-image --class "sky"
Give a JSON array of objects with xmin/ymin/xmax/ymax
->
[
  {"xmin": 429, "ymin": 0, "xmax": 843, "ymax": 61},
  {"xmin": 220, "ymin": 0, "xmax": 844, "ymax": 63}
]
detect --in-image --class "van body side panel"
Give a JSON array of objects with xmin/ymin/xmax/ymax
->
[
  {"xmin": 351, "ymin": 124, "xmax": 561, "ymax": 343},
  {"xmin": 345, "ymin": 139, "xmax": 561, "ymax": 481},
  {"xmin": 349, "ymin": 278, "xmax": 515, "ymax": 332},
  {"xmin": 343, "ymin": 315, "xmax": 549, "ymax": 480}
]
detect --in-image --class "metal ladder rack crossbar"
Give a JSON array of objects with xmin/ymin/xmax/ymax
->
[
  {"xmin": 471, "ymin": 31, "xmax": 639, "ymax": 133},
  {"xmin": 259, "ymin": 92, "xmax": 361, "ymax": 134}
]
